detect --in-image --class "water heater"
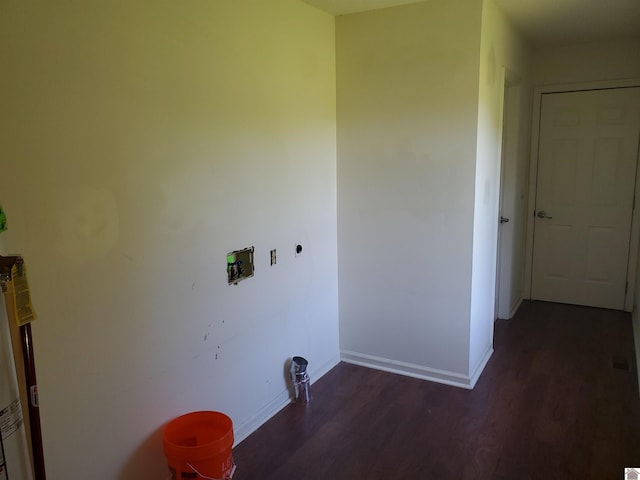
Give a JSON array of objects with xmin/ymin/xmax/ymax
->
[{"xmin": 0, "ymin": 294, "xmax": 33, "ymax": 480}]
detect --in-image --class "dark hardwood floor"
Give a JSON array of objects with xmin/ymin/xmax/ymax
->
[{"xmin": 233, "ymin": 301, "xmax": 640, "ymax": 479}]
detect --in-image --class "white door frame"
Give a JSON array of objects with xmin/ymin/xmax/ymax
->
[{"xmin": 524, "ymin": 78, "xmax": 640, "ymax": 312}]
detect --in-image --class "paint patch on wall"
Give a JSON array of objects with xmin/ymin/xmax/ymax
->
[{"xmin": 54, "ymin": 187, "xmax": 119, "ymax": 262}]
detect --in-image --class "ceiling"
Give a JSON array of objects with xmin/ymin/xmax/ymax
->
[{"xmin": 302, "ymin": 0, "xmax": 640, "ymax": 46}]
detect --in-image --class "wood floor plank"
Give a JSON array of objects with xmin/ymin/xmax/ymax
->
[{"xmin": 233, "ymin": 301, "xmax": 640, "ymax": 479}]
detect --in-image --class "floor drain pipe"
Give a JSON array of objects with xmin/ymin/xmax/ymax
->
[{"xmin": 290, "ymin": 356, "xmax": 311, "ymax": 403}]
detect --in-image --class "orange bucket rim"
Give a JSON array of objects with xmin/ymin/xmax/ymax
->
[{"xmin": 163, "ymin": 411, "xmax": 234, "ymax": 460}]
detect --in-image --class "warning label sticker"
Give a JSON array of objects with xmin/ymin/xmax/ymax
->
[{"xmin": 0, "ymin": 398, "xmax": 23, "ymax": 440}]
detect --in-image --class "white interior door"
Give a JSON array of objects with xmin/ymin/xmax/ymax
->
[
  {"xmin": 496, "ymin": 84, "xmax": 526, "ymax": 319},
  {"xmin": 496, "ymin": 86, "xmax": 514, "ymax": 320},
  {"xmin": 531, "ymin": 87, "xmax": 640, "ymax": 310}
]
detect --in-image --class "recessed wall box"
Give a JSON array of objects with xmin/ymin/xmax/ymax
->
[{"xmin": 227, "ymin": 247, "xmax": 255, "ymax": 285}]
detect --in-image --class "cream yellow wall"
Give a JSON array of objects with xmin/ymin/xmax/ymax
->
[
  {"xmin": 0, "ymin": 1, "xmax": 338, "ymax": 478},
  {"xmin": 470, "ymin": 0, "xmax": 531, "ymax": 375},
  {"xmin": 337, "ymin": 0, "xmax": 483, "ymax": 384}
]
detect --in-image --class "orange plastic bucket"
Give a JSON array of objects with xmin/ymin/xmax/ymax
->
[{"xmin": 163, "ymin": 411, "xmax": 235, "ymax": 480}]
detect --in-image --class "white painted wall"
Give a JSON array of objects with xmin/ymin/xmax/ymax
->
[
  {"xmin": 532, "ymin": 38, "xmax": 640, "ymax": 85},
  {"xmin": 0, "ymin": 1, "xmax": 339, "ymax": 478},
  {"xmin": 470, "ymin": 0, "xmax": 531, "ymax": 376},
  {"xmin": 337, "ymin": 0, "xmax": 483, "ymax": 385}
]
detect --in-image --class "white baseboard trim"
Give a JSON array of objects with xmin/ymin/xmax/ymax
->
[
  {"xmin": 509, "ymin": 297, "xmax": 524, "ymax": 319},
  {"xmin": 633, "ymin": 309, "xmax": 640, "ymax": 397},
  {"xmin": 310, "ymin": 355, "xmax": 342, "ymax": 386},
  {"xmin": 340, "ymin": 350, "xmax": 478, "ymax": 389},
  {"xmin": 233, "ymin": 355, "xmax": 340, "ymax": 445},
  {"xmin": 233, "ymin": 388, "xmax": 290, "ymax": 446},
  {"xmin": 468, "ymin": 346, "xmax": 493, "ymax": 389}
]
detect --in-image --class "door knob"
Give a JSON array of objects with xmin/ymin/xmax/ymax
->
[
  {"xmin": 500, "ymin": 216, "xmax": 510, "ymax": 224},
  {"xmin": 537, "ymin": 210, "xmax": 553, "ymax": 219}
]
